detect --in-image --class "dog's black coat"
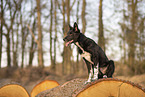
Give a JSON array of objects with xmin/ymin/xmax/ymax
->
[{"xmin": 63, "ymin": 22, "xmax": 115, "ymax": 79}]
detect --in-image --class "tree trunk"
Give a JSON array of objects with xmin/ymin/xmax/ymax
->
[
  {"xmin": 21, "ymin": 13, "xmax": 28, "ymax": 68},
  {"xmin": 139, "ymin": 18, "xmax": 145, "ymax": 61},
  {"xmin": 4, "ymin": 0, "xmax": 18, "ymax": 67},
  {"xmin": 121, "ymin": 4, "xmax": 127, "ymax": 64},
  {"xmin": 12, "ymin": 22, "xmax": 19, "ymax": 67},
  {"xmin": 66, "ymin": 0, "xmax": 71, "ymax": 75},
  {"xmin": 62, "ymin": 0, "xmax": 66, "ymax": 74},
  {"xmin": 21, "ymin": 30, "xmax": 29, "ymax": 68},
  {"xmin": 76, "ymin": 0, "xmax": 80, "ymax": 73},
  {"xmin": 0, "ymin": 0, "xmax": 4, "ymax": 68},
  {"xmin": 28, "ymin": 19, "xmax": 36, "ymax": 67},
  {"xmin": 21, "ymin": 28, "xmax": 25, "ymax": 68},
  {"xmin": 53, "ymin": 0, "xmax": 58, "ymax": 71},
  {"xmin": 28, "ymin": 38, "xmax": 35, "ymax": 67},
  {"xmin": 62, "ymin": 0, "xmax": 72, "ymax": 75},
  {"xmin": 81, "ymin": 0, "xmax": 86, "ymax": 34},
  {"xmin": 36, "ymin": 0, "xmax": 44, "ymax": 67},
  {"xmin": 21, "ymin": 25, "xmax": 28, "ymax": 68},
  {"xmin": 50, "ymin": 0, "xmax": 55, "ymax": 70},
  {"xmin": 6, "ymin": 32, "xmax": 11, "ymax": 67},
  {"xmin": 98, "ymin": 0, "xmax": 105, "ymax": 51},
  {"xmin": 12, "ymin": 14, "xmax": 20, "ymax": 68},
  {"xmin": 128, "ymin": 0, "xmax": 137, "ymax": 73}
]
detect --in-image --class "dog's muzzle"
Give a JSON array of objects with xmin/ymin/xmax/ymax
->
[{"xmin": 63, "ymin": 37, "xmax": 74, "ymax": 47}]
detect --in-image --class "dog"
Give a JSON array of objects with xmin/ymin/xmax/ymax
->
[{"xmin": 63, "ymin": 22, "xmax": 115, "ymax": 84}]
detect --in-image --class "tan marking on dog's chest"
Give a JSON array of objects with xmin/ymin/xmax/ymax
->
[
  {"xmin": 75, "ymin": 42, "xmax": 94, "ymax": 64},
  {"xmin": 81, "ymin": 51, "xmax": 94, "ymax": 64}
]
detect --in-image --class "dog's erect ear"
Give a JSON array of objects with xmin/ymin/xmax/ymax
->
[
  {"xmin": 73, "ymin": 22, "xmax": 79, "ymax": 32},
  {"xmin": 69, "ymin": 24, "xmax": 73, "ymax": 30}
]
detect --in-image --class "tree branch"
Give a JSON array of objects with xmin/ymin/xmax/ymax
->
[
  {"xmin": 56, "ymin": 0, "xmax": 63, "ymax": 14},
  {"xmin": 70, "ymin": 0, "xmax": 76, "ymax": 11},
  {"xmin": 27, "ymin": 24, "xmax": 39, "ymax": 44}
]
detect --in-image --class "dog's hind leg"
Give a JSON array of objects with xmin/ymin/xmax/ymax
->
[
  {"xmin": 92, "ymin": 63, "xmax": 99, "ymax": 81},
  {"xmin": 106, "ymin": 60, "xmax": 115, "ymax": 78}
]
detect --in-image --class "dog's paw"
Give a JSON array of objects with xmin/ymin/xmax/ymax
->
[
  {"xmin": 91, "ymin": 79, "xmax": 96, "ymax": 82},
  {"xmin": 91, "ymin": 77, "xmax": 98, "ymax": 81},
  {"xmin": 84, "ymin": 81, "xmax": 88, "ymax": 85},
  {"xmin": 84, "ymin": 81, "xmax": 91, "ymax": 85},
  {"xmin": 103, "ymin": 75, "xmax": 107, "ymax": 78}
]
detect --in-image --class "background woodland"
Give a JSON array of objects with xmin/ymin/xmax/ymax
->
[{"xmin": 0, "ymin": 0, "xmax": 145, "ymax": 76}]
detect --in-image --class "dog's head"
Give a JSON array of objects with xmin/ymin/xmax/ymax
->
[{"xmin": 63, "ymin": 22, "xmax": 80, "ymax": 46}]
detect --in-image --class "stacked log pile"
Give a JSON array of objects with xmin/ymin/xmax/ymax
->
[{"xmin": 0, "ymin": 78, "xmax": 145, "ymax": 97}]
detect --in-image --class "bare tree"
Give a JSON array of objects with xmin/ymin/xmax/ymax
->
[
  {"xmin": 36, "ymin": 0, "xmax": 44, "ymax": 67},
  {"xmin": 28, "ymin": 19, "xmax": 37, "ymax": 67},
  {"xmin": 53, "ymin": 0, "xmax": 58, "ymax": 71},
  {"xmin": 81, "ymin": 0, "xmax": 86, "ymax": 34},
  {"xmin": 62, "ymin": 0, "xmax": 75, "ymax": 75},
  {"xmin": 49, "ymin": 0, "xmax": 55, "ymax": 70},
  {"xmin": 128, "ymin": 0, "xmax": 138, "ymax": 71},
  {"xmin": 98, "ymin": 0, "xmax": 105, "ymax": 51},
  {"xmin": 2, "ymin": 0, "xmax": 20, "ymax": 67},
  {"xmin": 12, "ymin": 1, "xmax": 22, "ymax": 67},
  {"xmin": 0, "ymin": 0, "xmax": 4, "ymax": 68},
  {"xmin": 76, "ymin": 0, "xmax": 80, "ymax": 73},
  {"xmin": 21, "ymin": 19, "xmax": 29, "ymax": 68},
  {"xmin": 12, "ymin": 15, "xmax": 19, "ymax": 67},
  {"xmin": 119, "ymin": 0, "xmax": 145, "ymax": 74},
  {"xmin": 138, "ymin": 18, "xmax": 145, "ymax": 62},
  {"xmin": 61, "ymin": 0, "xmax": 66, "ymax": 74}
]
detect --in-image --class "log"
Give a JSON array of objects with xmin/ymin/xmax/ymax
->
[
  {"xmin": 36, "ymin": 78, "xmax": 86, "ymax": 97},
  {"xmin": 36, "ymin": 78, "xmax": 145, "ymax": 97},
  {"xmin": 0, "ymin": 84, "xmax": 30, "ymax": 97},
  {"xmin": 73, "ymin": 78, "xmax": 145, "ymax": 97},
  {"xmin": 31, "ymin": 80, "xmax": 59, "ymax": 97}
]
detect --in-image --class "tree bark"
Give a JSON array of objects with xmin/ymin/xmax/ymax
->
[
  {"xmin": 76, "ymin": 0, "xmax": 80, "ymax": 73},
  {"xmin": 28, "ymin": 19, "xmax": 36, "ymax": 67},
  {"xmin": 81, "ymin": 0, "xmax": 86, "ymax": 34},
  {"xmin": 98, "ymin": 0, "xmax": 105, "ymax": 51},
  {"xmin": 53, "ymin": 0, "xmax": 58, "ymax": 71},
  {"xmin": 0, "ymin": 0, "xmax": 4, "ymax": 68},
  {"xmin": 21, "ymin": 26, "xmax": 25, "ymax": 68},
  {"xmin": 128, "ymin": 0, "xmax": 138, "ymax": 73},
  {"xmin": 36, "ymin": 0, "xmax": 44, "ymax": 67},
  {"xmin": 6, "ymin": 32, "xmax": 11, "ymax": 67},
  {"xmin": 3, "ymin": 1, "xmax": 17, "ymax": 67},
  {"xmin": 139, "ymin": 18, "xmax": 145, "ymax": 61},
  {"xmin": 62, "ymin": 0, "xmax": 72, "ymax": 75},
  {"xmin": 62, "ymin": 0, "xmax": 66, "ymax": 74},
  {"xmin": 50, "ymin": 0, "xmax": 55, "ymax": 70},
  {"xmin": 12, "ymin": 19, "xmax": 19, "ymax": 67}
]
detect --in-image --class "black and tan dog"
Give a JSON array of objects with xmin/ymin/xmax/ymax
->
[{"xmin": 63, "ymin": 22, "xmax": 115, "ymax": 84}]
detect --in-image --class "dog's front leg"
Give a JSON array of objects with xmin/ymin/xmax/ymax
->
[
  {"xmin": 85, "ymin": 68, "xmax": 93, "ymax": 84},
  {"xmin": 92, "ymin": 63, "xmax": 99, "ymax": 81}
]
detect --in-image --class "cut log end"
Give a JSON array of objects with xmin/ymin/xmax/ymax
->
[
  {"xmin": 31, "ymin": 80, "xmax": 59, "ymax": 97},
  {"xmin": 0, "ymin": 84, "xmax": 30, "ymax": 97},
  {"xmin": 73, "ymin": 78, "xmax": 145, "ymax": 97}
]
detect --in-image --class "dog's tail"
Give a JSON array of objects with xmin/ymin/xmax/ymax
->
[{"xmin": 106, "ymin": 60, "xmax": 115, "ymax": 77}]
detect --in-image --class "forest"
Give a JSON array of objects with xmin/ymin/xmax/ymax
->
[{"xmin": 0, "ymin": 0, "xmax": 145, "ymax": 76}]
